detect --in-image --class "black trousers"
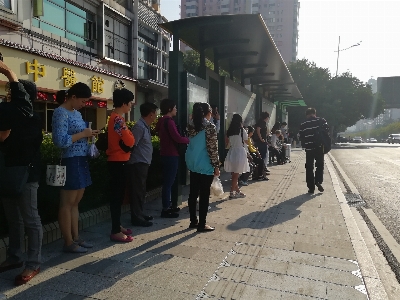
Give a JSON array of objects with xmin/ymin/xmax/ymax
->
[
  {"xmin": 107, "ymin": 161, "xmax": 127, "ymax": 234},
  {"xmin": 126, "ymin": 163, "xmax": 149, "ymax": 222},
  {"xmin": 188, "ymin": 171, "xmax": 214, "ymax": 227},
  {"xmin": 305, "ymin": 147, "xmax": 324, "ymax": 190}
]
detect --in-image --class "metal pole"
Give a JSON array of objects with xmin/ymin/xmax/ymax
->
[{"xmin": 335, "ymin": 36, "xmax": 340, "ymax": 77}]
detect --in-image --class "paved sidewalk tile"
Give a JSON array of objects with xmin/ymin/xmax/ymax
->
[{"xmin": 0, "ymin": 150, "xmax": 371, "ymax": 299}]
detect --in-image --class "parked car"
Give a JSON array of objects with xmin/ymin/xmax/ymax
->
[
  {"xmin": 388, "ymin": 134, "xmax": 400, "ymax": 144},
  {"xmin": 353, "ymin": 137, "xmax": 363, "ymax": 143},
  {"xmin": 369, "ymin": 138, "xmax": 377, "ymax": 143}
]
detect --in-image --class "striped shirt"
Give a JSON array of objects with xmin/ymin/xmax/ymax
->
[{"xmin": 299, "ymin": 116, "xmax": 328, "ymax": 151}]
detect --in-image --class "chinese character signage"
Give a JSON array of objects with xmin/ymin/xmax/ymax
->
[
  {"xmin": 26, "ymin": 59, "xmax": 46, "ymax": 82},
  {"xmin": 61, "ymin": 67, "xmax": 77, "ymax": 87},
  {"xmin": 91, "ymin": 76, "xmax": 104, "ymax": 94}
]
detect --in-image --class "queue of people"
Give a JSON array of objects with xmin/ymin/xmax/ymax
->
[{"xmin": 0, "ymin": 59, "xmax": 290, "ymax": 285}]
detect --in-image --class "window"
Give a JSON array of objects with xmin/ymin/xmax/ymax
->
[
  {"xmin": 104, "ymin": 13, "xmax": 130, "ymax": 63},
  {"xmin": 138, "ymin": 41, "xmax": 157, "ymax": 65},
  {"xmin": 138, "ymin": 62, "xmax": 157, "ymax": 80},
  {"xmin": 269, "ymin": 3, "xmax": 275, "ymax": 7},
  {"xmin": 32, "ymin": 0, "xmax": 95, "ymax": 48},
  {"xmin": 277, "ymin": 25, "xmax": 282, "ymax": 30},
  {"xmin": 0, "ymin": 0, "xmax": 11, "ymax": 9},
  {"xmin": 269, "ymin": 11, "xmax": 275, "ymax": 15},
  {"xmin": 138, "ymin": 24, "xmax": 158, "ymax": 47}
]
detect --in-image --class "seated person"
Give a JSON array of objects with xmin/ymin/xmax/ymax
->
[
  {"xmin": 247, "ymin": 126, "xmax": 269, "ymax": 180},
  {"xmin": 270, "ymin": 130, "xmax": 285, "ymax": 164}
]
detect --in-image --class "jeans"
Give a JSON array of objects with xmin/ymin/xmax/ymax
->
[
  {"xmin": 126, "ymin": 163, "xmax": 149, "ymax": 222},
  {"xmin": 305, "ymin": 147, "xmax": 325, "ymax": 190},
  {"xmin": 161, "ymin": 156, "xmax": 179, "ymax": 210},
  {"xmin": 1, "ymin": 182, "xmax": 42, "ymax": 270},
  {"xmin": 107, "ymin": 161, "xmax": 127, "ymax": 234},
  {"xmin": 188, "ymin": 172, "xmax": 214, "ymax": 227}
]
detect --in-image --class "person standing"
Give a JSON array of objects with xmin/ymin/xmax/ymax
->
[
  {"xmin": 299, "ymin": 108, "xmax": 329, "ymax": 193},
  {"xmin": 186, "ymin": 102, "xmax": 219, "ymax": 232},
  {"xmin": 127, "ymin": 102, "xmax": 158, "ymax": 227},
  {"xmin": 0, "ymin": 61, "xmax": 43, "ymax": 285},
  {"xmin": 106, "ymin": 88, "xmax": 135, "ymax": 242},
  {"xmin": 210, "ymin": 105, "xmax": 220, "ymax": 134},
  {"xmin": 155, "ymin": 99, "xmax": 189, "ymax": 218},
  {"xmin": 280, "ymin": 122, "xmax": 288, "ymax": 143},
  {"xmin": 253, "ymin": 112, "xmax": 270, "ymax": 170},
  {"xmin": 52, "ymin": 82, "xmax": 98, "ymax": 253},
  {"xmin": 224, "ymin": 114, "xmax": 250, "ymax": 199}
]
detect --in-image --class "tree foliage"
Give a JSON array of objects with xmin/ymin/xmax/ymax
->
[
  {"xmin": 286, "ymin": 59, "xmax": 385, "ymax": 134},
  {"xmin": 182, "ymin": 50, "xmax": 230, "ymax": 78}
]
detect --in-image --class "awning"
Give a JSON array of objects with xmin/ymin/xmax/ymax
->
[{"xmin": 160, "ymin": 14, "xmax": 302, "ymax": 100}]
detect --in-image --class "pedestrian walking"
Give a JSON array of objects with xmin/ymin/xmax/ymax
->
[
  {"xmin": 0, "ymin": 61, "xmax": 43, "ymax": 285},
  {"xmin": 127, "ymin": 102, "xmax": 158, "ymax": 227},
  {"xmin": 106, "ymin": 88, "xmax": 135, "ymax": 243},
  {"xmin": 186, "ymin": 102, "xmax": 219, "ymax": 232},
  {"xmin": 299, "ymin": 108, "xmax": 329, "ymax": 194},
  {"xmin": 224, "ymin": 114, "xmax": 250, "ymax": 199},
  {"xmin": 52, "ymin": 82, "xmax": 99, "ymax": 253},
  {"xmin": 155, "ymin": 99, "xmax": 189, "ymax": 218}
]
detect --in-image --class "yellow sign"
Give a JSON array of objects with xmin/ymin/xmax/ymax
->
[
  {"xmin": 91, "ymin": 76, "xmax": 104, "ymax": 94},
  {"xmin": 26, "ymin": 59, "xmax": 46, "ymax": 82},
  {"xmin": 61, "ymin": 67, "xmax": 77, "ymax": 87}
]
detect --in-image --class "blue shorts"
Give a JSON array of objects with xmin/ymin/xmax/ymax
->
[{"xmin": 61, "ymin": 156, "xmax": 92, "ymax": 190}]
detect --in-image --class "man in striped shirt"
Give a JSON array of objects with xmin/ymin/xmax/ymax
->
[{"xmin": 299, "ymin": 108, "xmax": 329, "ymax": 194}]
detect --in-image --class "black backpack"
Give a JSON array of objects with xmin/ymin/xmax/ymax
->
[{"xmin": 314, "ymin": 119, "xmax": 331, "ymax": 154}]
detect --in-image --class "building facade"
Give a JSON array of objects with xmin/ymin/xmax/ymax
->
[
  {"xmin": 180, "ymin": 0, "xmax": 299, "ymax": 63},
  {"xmin": 0, "ymin": 0, "xmax": 170, "ymax": 130}
]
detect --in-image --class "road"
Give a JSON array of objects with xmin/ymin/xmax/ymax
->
[{"xmin": 331, "ymin": 143, "xmax": 400, "ymax": 244}]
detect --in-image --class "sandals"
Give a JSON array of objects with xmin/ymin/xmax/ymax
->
[
  {"xmin": 63, "ymin": 243, "xmax": 88, "ymax": 253},
  {"xmin": 120, "ymin": 227, "xmax": 133, "ymax": 235},
  {"xmin": 110, "ymin": 233, "xmax": 133, "ymax": 243},
  {"xmin": 14, "ymin": 268, "xmax": 40, "ymax": 286},
  {"xmin": 197, "ymin": 225, "xmax": 215, "ymax": 232}
]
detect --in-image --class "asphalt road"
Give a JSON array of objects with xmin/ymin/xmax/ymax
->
[{"xmin": 331, "ymin": 143, "xmax": 400, "ymax": 244}]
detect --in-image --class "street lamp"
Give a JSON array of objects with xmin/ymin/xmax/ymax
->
[{"xmin": 334, "ymin": 36, "xmax": 362, "ymax": 76}]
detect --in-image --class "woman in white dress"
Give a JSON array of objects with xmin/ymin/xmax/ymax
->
[{"xmin": 224, "ymin": 114, "xmax": 250, "ymax": 199}]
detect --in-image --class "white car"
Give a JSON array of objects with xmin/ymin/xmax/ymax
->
[
  {"xmin": 369, "ymin": 138, "xmax": 377, "ymax": 143},
  {"xmin": 353, "ymin": 137, "xmax": 363, "ymax": 143}
]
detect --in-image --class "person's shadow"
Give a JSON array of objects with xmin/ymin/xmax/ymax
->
[{"xmin": 227, "ymin": 193, "xmax": 320, "ymax": 231}]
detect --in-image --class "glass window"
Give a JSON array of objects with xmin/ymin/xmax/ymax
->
[
  {"xmin": 32, "ymin": 0, "xmax": 95, "ymax": 48},
  {"xmin": 104, "ymin": 11, "xmax": 130, "ymax": 64},
  {"xmin": 0, "ymin": 0, "xmax": 11, "ymax": 9}
]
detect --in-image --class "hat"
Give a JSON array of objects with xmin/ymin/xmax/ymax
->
[{"xmin": 18, "ymin": 79, "xmax": 37, "ymax": 102}]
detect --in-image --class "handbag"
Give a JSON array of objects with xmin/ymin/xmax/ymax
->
[
  {"xmin": 46, "ymin": 150, "xmax": 66, "ymax": 186},
  {"xmin": 164, "ymin": 118, "xmax": 187, "ymax": 156},
  {"xmin": 0, "ymin": 150, "xmax": 30, "ymax": 198},
  {"xmin": 95, "ymin": 128, "xmax": 108, "ymax": 152},
  {"xmin": 46, "ymin": 164, "xmax": 66, "ymax": 186}
]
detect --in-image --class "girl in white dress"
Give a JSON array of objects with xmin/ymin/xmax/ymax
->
[{"xmin": 224, "ymin": 114, "xmax": 250, "ymax": 199}]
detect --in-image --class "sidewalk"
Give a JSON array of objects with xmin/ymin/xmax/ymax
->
[{"xmin": 0, "ymin": 149, "xmax": 387, "ymax": 299}]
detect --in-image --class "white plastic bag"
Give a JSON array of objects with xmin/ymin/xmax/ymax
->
[
  {"xmin": 210, "ymin": 176, "xmax": 224, "ymax": 197},
  {"xmin": 88, "ymin": 136, "xmax": 100, "ymax": 159}
]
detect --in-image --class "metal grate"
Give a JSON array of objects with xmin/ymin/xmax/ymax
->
[{"xmin": 345, "ymin": 193, "xmax": 366, "ymax": 207}]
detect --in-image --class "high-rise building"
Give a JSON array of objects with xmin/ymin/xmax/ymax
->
[{"xmin": 180, "ymin": 0, "xmax": 300, "ymax": 64}]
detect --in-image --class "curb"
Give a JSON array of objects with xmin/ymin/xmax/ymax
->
[
  {"xmin": 326, "ymin": 154, "xmax": 388, "ymax": 299},
  {"xmin": 0, "ymin": 186, "xmax": 162, "ymax": 263}
]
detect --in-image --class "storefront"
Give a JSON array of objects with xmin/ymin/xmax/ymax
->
[{"xmin": 0, "ymin": 43, "xmax": 137, "ymax": 131}]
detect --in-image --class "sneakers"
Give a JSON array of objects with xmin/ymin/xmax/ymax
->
[
  {"xmin": 229, "ymin": 191, "xmax": 246, "ymax": 199},
  {"xmin": 238, "ymin": 180, "xmax": 249, "ymax": 186},
  {"xmin": 161, "ymin": 208, "xmax": 179, "ymax": 218}
]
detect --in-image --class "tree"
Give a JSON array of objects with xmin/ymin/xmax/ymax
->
[
  {"xmin": 286, "ymin": 59, "xmax": 385, "ymax": 135},
  {"xmin": 182, "ymin": 50, "xmax": 231, "ymax": 78}
]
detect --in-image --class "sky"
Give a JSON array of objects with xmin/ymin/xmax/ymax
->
[{"xmin": 161, "ymin": 0, "xmax": 400, "ymax": 83}]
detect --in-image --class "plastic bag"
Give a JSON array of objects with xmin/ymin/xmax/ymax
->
[
  {"xmin": 210, "ymin": 176, "xmax": 224, "ymax": 197},
  {"xmin": 88, "ymin": 136, "xmax": 100, "ymax": 159}
]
